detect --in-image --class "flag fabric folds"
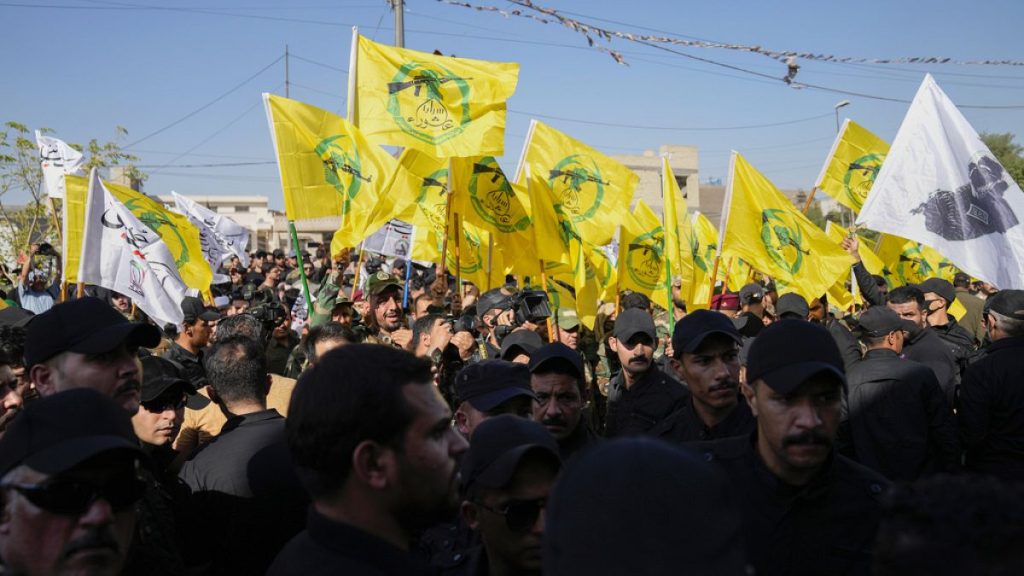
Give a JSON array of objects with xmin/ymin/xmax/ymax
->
[
  {"xmin": 662, "ymin": 157, "xmax": 685, "ymax": 279},
  {"xmin": 36, "ymin": 130, "xmax": 84, "ymax": 200},
  {"xmin": 876, "ymin": 234, "xmax": 957, "ymax": 287},
  {"xmin": 62, "ymin": 175, "xmax": 89, "ymax": 284},
  {"xmin": 856, "ymin": 75, "xmax": 1024, "ymax": 289},
  {"xmin": 814, "ymin": 120, "xmax": 890, "ymax": 213},
  {"xmin": 681, "ymin": 211, "xmax": 719, "ymax": 309},
  {"xmin": 618, "ymin": 200, "xmax": 667, "ymax": 306},
  {"xmin": 521, "ymin": 120, "xmax": 638, "ymax": 247},
  {"xmin": 721, "ymin": 152, "xmax": 853, "ymax": 301},
  {"xmin": 354, "ymin": 34, "xmax": 519, "ymax": 158},
  {"xmin": 79, "ymin": 169, "xmax": 188, "ymax": 327},
  {"xmin": 172, "ymin": 192, "xmax": 251, "ymax": 270}
]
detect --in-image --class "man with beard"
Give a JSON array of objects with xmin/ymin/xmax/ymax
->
[
  {"xmin": 529, "ymin": 343, "xmax": 597, "ymax": 462},
  {"xmin": 163, "ymin": 296, "xmax": 221, "ymax": 389},
  {"xmin": 887, "ymin": 286, "xmax": 959, "ymax": 403},
  {"xmin": 363, "ymin": 271, "xmax": 414, "ymax": 350},
  {"xmin": 270, "ymin": 345, "xmax": 468, "ymax": 574},
  {"xmin": 694, "ymin": 320, "xmax": 890, "ymax": 576},
  {"xmin": 604, "ymin": 309, "xmax": 688, "ymax": 438},
  {"xmin": 918, "ymin": 277, "xmax": 976, "ymax": 361},
  {"xmin": 655, "ymin": 310, "xmax": 754, "ymax": 443},
  {"xmin": 453, "ymin": 415, "xmax": 562, "ymax": 576},
  {"xmin": 0, "ymin": 338, "xmax": 25, "ymax": 439},
  {"xmin": 0, "ymin": 388, "xmax": 146, "ymax": 576},
  {"xmin": 25, "ymin": 297, "xmax": 160, "ymax": 414}
]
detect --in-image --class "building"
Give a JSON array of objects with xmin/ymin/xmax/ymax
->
[{"xmin": 612, "ymin": 145, "xmax": 700, "ymax": 227}]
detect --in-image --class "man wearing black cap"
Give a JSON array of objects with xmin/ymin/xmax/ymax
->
[
  {"xmin": 959, "ymin": 290, "xmax": 1024, "ymax": 480},
  {"xmin": 454, "ymin": 415, "xmax": 561, "ymax": 576},
  {"xmin": 739, "ymin": 283, "xmax": 766, "ymax": 320},
  {"xmin": 604, "ymin": 308, "xmax": 688, "ymax": 438},
  {"xmin": 838, "ymin": 307, "xmax": 960, "ymax": 481},
  {"xmin": 528, "ymin": 343, "xmax": 597, "ymax": 461},
  {"xmin": 475, "ymin": 287, "xmax": 516, "ymax": 360},
  {"xmin": 655, "ymin": 310, "xmax": 754, "ymax": 444},
  {"xmin": 887, "ymin": 286, "xmax": 959, "ymax": 402},
  {"xmin": 0, "ymin": 388, "xmax": 146, "ymax": 576},
  {"xmin": 500, "ymin": 330, "xmax": 543, "ymax": 364},
  {"xmin": 26, "ymin": 297, "xmax": 160, "ymax": 414},
  {"xmin": 163, "ymin": 295, "xmax": 222, "ymax": 390},
  {"xmin": 364, "ymin": 271, "xmax": 413, "ymax": 350},
  {"xmin": 270, "ymin": 345, "xmax": 467, "ymax": 575},
  {"xmin": 919, "ymin": 277, "xmax": 977, "ymax": 356},
  {"xmin": 453, "ymin": 360, "xmax": 535, "ymax": 440},
  {"xmin": 695, "ymin": 320, "xmax": 889, "ymax": 576}
]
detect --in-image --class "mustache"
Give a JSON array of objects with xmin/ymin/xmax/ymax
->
[
  {"xmin": 628, "ymin": 356, "xmax": 649, "ymax": 364},
  {"xmin": 782, "ymin": 430, "xmax": 831, "ymax": 448},
  {"xmin": 542, "ymin": 415, "xmax": 567, "ymax": 428},
  {"xmin": 63, "ymin": 529, "xmax": 121, "ymax": 558},
  {"xmin": 114, "ymin": 380, "xmax": 141, "ymax": 397},
  {"xmin": 708, "ymin": 380, "xmax": 738, "ymax": 394}
]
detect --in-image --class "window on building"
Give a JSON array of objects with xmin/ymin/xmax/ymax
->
[
  {"xmin": 235, "ymin": 205, "xmax": 250, "ymax": 213},
  {"xmin": 675, "ymin": 176, "xmax": 688, "ymax": 198}
]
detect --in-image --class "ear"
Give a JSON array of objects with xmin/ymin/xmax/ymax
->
[
  {"xmin": 207, "ymin": 385, "xmax": 222, "ymax": 406},
  {"xmin": 264, "ymin": 374, "xmax": 273, "ymax": 397},
  {"xmin": 667, "ymin": 357, "xmax": 683, "ymax": 380},
  {"xmin": 461, "ymin": 500, "xmax": 480, "ymax": 531},
  {"xmin": 741, "ymin": 381, "xmax": 758, "ymax": 417},
  {"xmin": 608, "ymin": 337, "xmax": 619, "ymax": 354},
  {"xmin": 454, "ymin": 404, "xmax": 471, "ymax": 437},
  {"xmin": 30, "ymin": 364, "xmax": 56, "ymax": 397},
  {"xmin": 351, "ymin": 440, "xmax": 394, "ymax": 490}
]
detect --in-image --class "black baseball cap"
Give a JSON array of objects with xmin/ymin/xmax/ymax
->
[
  {"xmin": 775, "ymin": 293, "xmax": 810, "ymax": 319},
  {"xmin": 454, "ymin": 360, "xmax": 535, "ymax": 411},
  {"xmin": 500, "ymin": 330, "xmax": 543, "ymax": 361},
  {"xmin": 739, "ymin": 283, "xmax": 764, "ymax": 305},
  {"xmin": 987, "ymin": 289, "xmax": 1024, "ymax": 320},
  {"xmin": 529, "ymin": 342, "xmax": 584, "ymax": 380},
  {"xmin": 672, "ymin": 310, "xmax": 742, "ymax": 358},
  {"xmin": 917, "ymin": 278, "xmax": 956, "ymax": 307},
  {"xmin": 613, "ymin": 308, "xmax": 656, "ymax": 342},
  {"xmin": 181, "ymin": 296, "xmax": 222, "ymax": 324},
  {"xmin": 140, "ymin": 356, "xmax": 196, "ymax": 402},
  {"xmin": 24, "ymin": 297, "xmax": 161, "ymax": 368},
  {"xmin": 0, "ymin": 306, "xmax": 34, "ymax": 328},
  {"xmin": 745, "ymin": 320, "xmax": 845, "ymax": 394},
  {"xmin": 857, "ymin": 306, "xmax": 916, "ymax": 337},
  {"xmin": 460, "ymin": 414, "xmax": 560, "ymax": 492},
  {"xmin": 477, "ymin": 288, "xmax": 513, "ymax": 319},
  {"xmin": 0, "ymin": 388, "xmax": 143, "ymax": 477}
]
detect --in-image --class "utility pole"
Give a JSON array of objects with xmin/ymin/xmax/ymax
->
[
  {"xmin": 393, "ymin": 0, "xmax": 404, "ymax": 47},
  {"xmin": 285, "ymin": 44, "xmax": 290, "ymax": 97}
]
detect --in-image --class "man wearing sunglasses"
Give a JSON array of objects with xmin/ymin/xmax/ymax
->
[
  {"xmin": 457, "ymin": 415, "xmax": 562, "ymax": 576},
  {"xmin": 0, "ymin": 388, "xmax": 145, "ymax": 576},
  {"xmin": 25, "ymin": 297, "xmax": 161, "ymax": 415}
]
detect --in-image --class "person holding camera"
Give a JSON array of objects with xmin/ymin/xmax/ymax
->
[{"xmin": 16, "ymin": 243, "xmax": 61, "ymax": 314}]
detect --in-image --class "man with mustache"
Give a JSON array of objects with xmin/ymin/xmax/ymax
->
[
  {"xmin": 363, "ymin": 271, "xmax": 414, "ymax": 351},
  {"xmin": 25, "ymin": 297, "xmax": 160, "ymax": 414},
  {"xmin": 529, "ymin": 343, "xmax": 597, "ymax": 462},
  {"xmin": 655, "ymin": 310, "xmax": 754, "ymax": 443},
  {"xmin": 0, "ymin": 388, "xmax": 146, "ymax": 576},
  {"xmin": 269, "ymin": 345, "xmax": 468, "ymax": 574},
  {"xmin": 694, "ymin": 320, "xmax": 890, "ymax": 576},
  {"xmin": 604, "ymin": 309, "xmax": 688, "ymax": 438}
]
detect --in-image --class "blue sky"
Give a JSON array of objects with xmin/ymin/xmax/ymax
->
[{"xmin": 4, "ymin": 0, "xmax": 1024, "ymax": 210}]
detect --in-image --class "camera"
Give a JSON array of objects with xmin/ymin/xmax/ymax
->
[
  {"xmin": 242, "ymin": 285, "xmax": 287, "ymax": 332},
  {"xmin": 511, "ymin": 290, "xmax": 551, "ymax": 326}
]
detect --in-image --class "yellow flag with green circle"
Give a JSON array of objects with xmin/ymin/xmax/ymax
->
[
  {"xmin": 618, "ymin": 200, "xmax": 667, "ymax": 306},
  {"xmin": 721, "ymin": 152, "xmax": 853, "ymax": 301},
  {"xmin": 876, "ymin": 234, "xmax": 959, "ymax": 287},
  {"xmin": 355, "ymin": 34, "xmax": 519, "ymax": 158},
  {"xmin": 63, "ymin": 175, "xmax": 89, "ymax": 284},
  {"xmin": 681, "ymin": 211, "xmax": 719, "ymax": 309},
  {"xmin": 521, "ymin": 120, "xmax": 638, "ymax": 247},
  {"xmin": 661, "ymin": 157, "xmax": 686, "ymax": 278},
  {"xmin": 813, "ymin": 119, "xmax": 889, "ymax": 213}
]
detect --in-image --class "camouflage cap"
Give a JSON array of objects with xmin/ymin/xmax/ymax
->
[
  {"xmin": 556, "ymin": 308, "xmax": 580, "ymax": 330},
  {"xmin": 366, "ymin": 270, "xmax": 403, "ymax": 296}
]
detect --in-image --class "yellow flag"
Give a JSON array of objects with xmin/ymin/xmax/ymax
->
[
  {"xmin": 265, "ymin": 94, "xmax": 412, "ymax": 247},
  {"xmin": 876, "ymin": 234, "xmax": 957, "ymax": 287},
  {"xmin": 722, "ymin": 152, "xmax": 853, "ymax": 301},
  {"xmin": 618, "ymin": 200, "xmax": 668, "ymax": 306},
  {"xmin": 446, "ymin": 218, "xmax": 506, "ymax": 291},
  {"xmin": 355, "ymin": 34, "xmax": 519, "ymax": 157},
  {"xmin": 682, "ymin": 211, "xmax": 719, "ymax": 309},
  {"xmin": 101, "ymin": 179, "xmax": 213, "ymax": 296},
  {"xmin": 64, "ymin": 175, "xmax": 89, "ymax": 284},
  {"xmin": 814, "ymin": 119, "xmax": 889, "ymax": 212},
  {"xmin": 527, "ymin": 173, "xmax": 575, "ymax": 267},
  {"xmin": 522, "ymin": 120, "xmax": 638, "ymax": 246},
  {"xmin": 662, "ymin": 157, "xmax": 686, "ymax": 278},
  {"xmin": 828, "ymin": 282, "xmax": 858, "ymax": 311},
  {"xmin": 825, "ymin": 221, "xmax": 885, "ymax": 276},
  {"xmin": 587, "ymin": 244, "xmax": 618, "ymax": 302}
]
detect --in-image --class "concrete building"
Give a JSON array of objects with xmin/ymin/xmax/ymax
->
[{"xmin": 612, "ymin": 145, "xmax": 699, "ymax": 226}]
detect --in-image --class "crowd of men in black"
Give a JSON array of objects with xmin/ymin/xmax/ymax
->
[{"xmin": 0, "ymin": 237, "xmax": 1023, "ymax": 576}]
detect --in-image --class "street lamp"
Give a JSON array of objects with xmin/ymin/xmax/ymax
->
[{"xmin": 834, "ymin": 100, "xmax": 851, "ymax": 133}]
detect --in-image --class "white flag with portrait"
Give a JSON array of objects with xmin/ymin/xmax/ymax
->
[
  {"xmin": 171, "ymin": 191, "xmax": 251, "ymax": 269},
  {"xmin": 857, "ymin": 74, "xmax": 1024, "ymax": 289},
  {"xmin": 80, "ymin": 169, "xmax": 187, "ymax": 326},
  {"xmin": 36, "ymin": 130, "xmax": 85, "ymax": 200}
]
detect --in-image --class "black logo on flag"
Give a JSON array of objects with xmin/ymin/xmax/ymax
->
[{"xmin": 911, "ymin": 154, "xmax": 1019, "ymax": 241}]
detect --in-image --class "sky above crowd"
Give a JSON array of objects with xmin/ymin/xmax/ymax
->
[{"xmin": 4, "ymin": 0, "xmax": 1024, "ymax": 210}]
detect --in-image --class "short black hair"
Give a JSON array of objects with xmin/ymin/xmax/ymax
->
[
  {"xmin": 412, "ymin": 313, "xmax": 444, "ymax": 348},
  {"xmin": 287, "ymin": 345, "xmax": 433, "ymax": 497},
  {"xmin": 531, "ymin": 357, "xmax": 585, "ymax": 393},
  {"xmin": 204, "ymin": 336, "xmax": 267, "ymax": 404},
  {"xmin": 304, "ymin": 322, "xmax": 356, "ymax": 364},
  {"xmin": 887, "ymin": 286, "xmax": 925, "ymax": 310},
  {"xmin": 952, "ymin": 272, "xmax": 971, "ymax": 289},
  {"xmin": 0, "ymin": 325, "xmax": 26, "ymax": 367},
  {"xmin": 213, "ymin": 313, "xmax": 267, "ymax": 344},
  {"xmin": 620, "ymin": 291, "xmax": 651, "ymax": 312}
]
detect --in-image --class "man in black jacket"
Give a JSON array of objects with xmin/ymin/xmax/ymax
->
[
  {"xmin": 886, "ymin": 286, "xmax": 959, "ymax": 403},
  {"xmin": 694, "ymin": 320, "xmax": 890, "ymax": 576},
  {"xmin": 603, "ymin": 309, "xmax": 688, "ymax": 437},
  {"xmin": 959, "ymin": 289, "xmax": 1024, "ymax": 480},
  {"xmin": 838, "ymin": 307, "xmax": 960, "ymax": 481}
]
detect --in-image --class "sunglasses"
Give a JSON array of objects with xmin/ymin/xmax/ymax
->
[
  {"xmin": 476, "ymin": 497, "xmax": 546, "ymax": 532},
  {"xmin": 2, "ymin": 475, "xmax": 146, "ymax": 515}
]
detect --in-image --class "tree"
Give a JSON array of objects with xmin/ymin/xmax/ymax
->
[
  {"xmin": 980, "ymin": 132, "xmax": 1024, "ymax": 187},
  {"xmin": 0, "ymin": 121, "xmax": 145, "ymax": 284}
]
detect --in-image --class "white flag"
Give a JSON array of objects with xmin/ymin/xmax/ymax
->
[
  {"xmin": 857, "ymin": 75, "xmax": 1024, "ymax": 289},
  {"xmin": 36, "ymin": 130, "xmax": 85, "ymax": 200},
  {"xmin": 80, "ymin": 169, "xmax": 188, "ymax": 326},
  {"xmin": 171, "ymin": 191, "xmax": 250, "ymax": 269}
]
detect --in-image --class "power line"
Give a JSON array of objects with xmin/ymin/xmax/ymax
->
[
  {"xmin": 289, "ymin": 53, "xmax": 348, "ymax": 73},
  {"xmin": 511, "ymin": 110, "xmax": 833, "ymax": 131},
  {"xmin": 136, "ymin": 161, "xmax": 275, "ymax": 168},
  {"xmin": 122, "ymin": 55, "xmax": 283, "ymax": 149},
  {"xmin": 290, "ymin": 82, "xmax": 346, "ymax": 100}
]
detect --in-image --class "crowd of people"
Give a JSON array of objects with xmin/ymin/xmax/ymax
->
[{"xmin": 0, "ymin": 237, "xmax": 1023, "ymax": 576}]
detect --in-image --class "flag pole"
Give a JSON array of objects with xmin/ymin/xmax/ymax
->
[
  {"xmin": 352, "ymin": 247, "xmax": 366, "ymax": 291},
  {"xmin": 660, "ymin": 160, "xmax": 675, "ymax": 333},
  {"xmin": 346, "ymin": 27, "xmax": 359, "ymax": 122},
  {"xmin": 801, "ymin": 187, "xmax": 819, "ymax": 214},
  {"xmin": 438, "ymin": 159, "xmax": 455, "ymax": 282},
  {"xmin": 453, "ymin": 212, "xmax": 462, "ymax": 291},
  {"xmin": 289, "ymin": 221, "xmax": 314, "ymax": 315},
  {"xmin": 402, "ymin": 254, "xmax": 413, "ymax": 309},
  {"xmin": 719, "ymin": 256, "xmax": 735, "ymax": 303},
  {"xmin": 539, "ymin": 258, "xmax": 554, "ymax": 343}
]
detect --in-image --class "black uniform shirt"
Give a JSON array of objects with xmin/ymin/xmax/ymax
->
[
  {"xmin": 604, "ymin": 366, "xmax": 688, "ymax": 438},
  {"xmin": 653, "ymin": 392, "xmax": 756, "ymax": 444},
  {"xmin": 959, "ymin": 336, "xmax": 1024, "ymax": 480},
  {"xmin": 903, "ymin": 326, "xmax": 959, "ymax": 402},
  {"xmin": 162, "ymin": 341, "xmax": 206, "ymax": 389},
  {"xmin": 694, "ymin": 434, "xmax": 889, "ymax": 576}
]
